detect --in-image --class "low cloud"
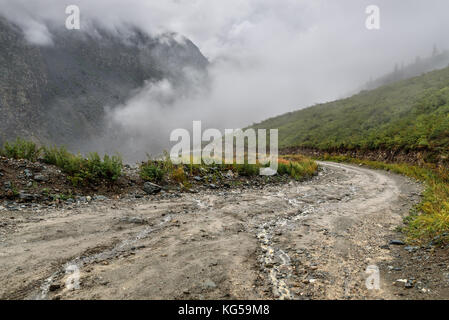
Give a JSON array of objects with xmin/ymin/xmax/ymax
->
[{"xmin": 2, "ymin": 0, "xmax": 449, "ymax": 160}]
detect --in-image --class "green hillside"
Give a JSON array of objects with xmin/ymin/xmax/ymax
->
[{"xmin": 253, "ymin": 66, "xmax": 449, "ymax": 160}]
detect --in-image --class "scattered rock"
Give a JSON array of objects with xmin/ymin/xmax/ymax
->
[
  {"xmin": 5, "ymin": 190, "xmax": 15, "ymax": 199},
  {"xmin": 143, "ymin": 182, "xmax": 162, "ymax": 195},
  {"xmin": 49, "ymin": 284, "xmax": 61, "ymax": 292},
  {"xmin": 19, "ymin": 192, "xmax": 35, "ymax": 202},
  {"xmin": 33, "ymin": 174, "xmax": 49, "ymax": 182},
  {"xmin": 203, "ymin": 279, "xmax": 217, "ymax": 289},
  {"xmin": 405, "ymin": 280, "xmax": 415, "ymax": 289},
  {"xmin": 404, "ymin": 246, "xmax": 419, "ymax": 253},
  {"xmin": 389, "ymin": 240, "xmax": 405, "ymax": 246},
  {"xmin": 225, "ymin": 170, "xmax": 234, "ymax": 179},
  {"xmin": 120, "ymin": 217, "xmax": 146, "ymax": 224},
  {"xmin": 395, "ymin": 279, "xmax": 408, "ymax": 286},
  {"xmin": 24, "ymin": 169, "xmax": 33, "ymax": 178}
]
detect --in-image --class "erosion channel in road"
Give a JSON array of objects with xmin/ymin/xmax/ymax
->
[{"xmin": 0, "ymin": 162, "xmax": 425, "ymax": 300}]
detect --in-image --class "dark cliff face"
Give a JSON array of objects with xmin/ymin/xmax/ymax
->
[{"xmin": 0, "ymin": 16, "xmax": 208, "ymax": 148}]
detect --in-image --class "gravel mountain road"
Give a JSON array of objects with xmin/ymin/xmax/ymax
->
[{"xmin": 0, "ymin": 162, "xmax": 429, "ymax": 300}]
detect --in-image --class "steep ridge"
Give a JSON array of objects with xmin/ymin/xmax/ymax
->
[{"xmin": 0, "ymin": 16, "xmax": 208, "ymax": 149}]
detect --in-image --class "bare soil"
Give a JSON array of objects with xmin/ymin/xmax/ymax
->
[{"xmin": 1, "ymin": 162, "xmax": 448, "ymax": 300}]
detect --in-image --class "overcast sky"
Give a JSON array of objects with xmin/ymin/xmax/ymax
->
[{"xmin": 1, "ymin": 0, "xmax": 448, "ymax": 156}]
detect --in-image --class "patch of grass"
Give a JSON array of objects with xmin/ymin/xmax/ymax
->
[
  {"xmin": 140, "ymin": 154, "xmax": 318, "ymax": 184},
  {"xmin": 170, "ymin": 167, "xmax": 188, "ymax": 184},
  {"xmin": 0, "ymin": 138, "xmax": 41, "ymax": 162},
  {"xmin": 10, "ymin": 183, "xmax": 19, "ymax": 197},
  {"xmin": 279, "ymin": 155, "xmax": 319, "ymax": 180},
  {"xmin": 317, "ymin": 154, "xmax": 449, "ymax": 244},
  {"xmin": 86, "ymin": 153, "xmax": 123, "ymax": 181},
  {"xmin": 0, "ymin": 139, "xmax": 123, "ymax": 186},
  {"xmin": 140, "ymin": 162, "xmax": 166, "ymax": 183},
  {"xmin": 233, "ymin": 163, "xmax": 260, "ymax": 177},
  {"xmin": 54, "ymin": 192, "xmax": 74, "ymax": 201},
  {"xmin": 42, "ymin": 146, "xmax": 122, "ymax": 185},
  {"xmin": 139, "ymin": 153, "xmax": 173, "ymax": 183}
]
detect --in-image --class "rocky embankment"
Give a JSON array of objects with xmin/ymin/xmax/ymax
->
[
  {"xmin": 0, "ymin": 156, "xmax": 293, "ymax": 212},
  {"xmin": 281, "ymin": 146, "xmax": 448, "ymax": 168}
]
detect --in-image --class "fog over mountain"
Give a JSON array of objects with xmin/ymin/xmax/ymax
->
[
  {"xmin": 0, "ymin": 15, "xmax": 209, "ymax": 161},
  {"xmin": 1, "ymin": 0, "xmax": 449, "ymax": 160}
]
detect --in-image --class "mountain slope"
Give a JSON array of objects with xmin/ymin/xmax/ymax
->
[
  {"xmin": 252, "ymin": 66, "xmax": 449, "ymax": 163},
  {"xmin": 0, "ymin": 17, "xmax": 208, "ymax": 148}
]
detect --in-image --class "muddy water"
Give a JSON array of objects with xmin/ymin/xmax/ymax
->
[{"xmin": 0, "ymin": 162, "xmax": 423, "ymax": 300}]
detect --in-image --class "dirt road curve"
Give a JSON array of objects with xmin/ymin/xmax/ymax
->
[{"xmin": 0, "ymin": 162, "xmax": 427, "ymax": 300}]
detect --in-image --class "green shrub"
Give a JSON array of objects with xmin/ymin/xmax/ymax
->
[
  {"xmin": 278, "ymin": 157, "xmax": 318, "ymax": 180},
  {"xmin": 234, "ymin": 163, "xmax": 260, "ymax": 176},
  {"xmin": 1, "ymin": 138, "xmax": 41, "ymax": 162},
  {"xmin": 42, "ymin": 146, "xmax": 79, "ymax": 172},
  {"xmin": 42, "ymin": 146, "xmax": 122, "ymax": 184},
  {"xmin": 140, "ymin": 162, "xmax": 166, "ymax": 182},
  {"xmin": 170, "ymin": 167, "xmax": 188, "ymax": 184},
  {"xmin": 139, "ymin": 156, "xmax": 318, "ymax": 184},
  {"xmin": 1, "ymin": 138, "xmax": 122, "ymax": 185},
  {"xmin": 100, "ymin": 154, "xmax": 123, "ymax": 181}
]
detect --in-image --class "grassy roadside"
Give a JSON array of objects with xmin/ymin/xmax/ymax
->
[
  {"xmin": 312, "ymin": 154, "xmax": 449, "ymax": 245},
  {"xmin": 140, "ymin": 153, "xmax": 318, "ymax": 186},
  {"xmin": 0, "ymin": 138, "xmax": 123, "ymax": 186},
  {"xmin": 1, "ymin": 138, "xmax": 318, "ymax": 188}
]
